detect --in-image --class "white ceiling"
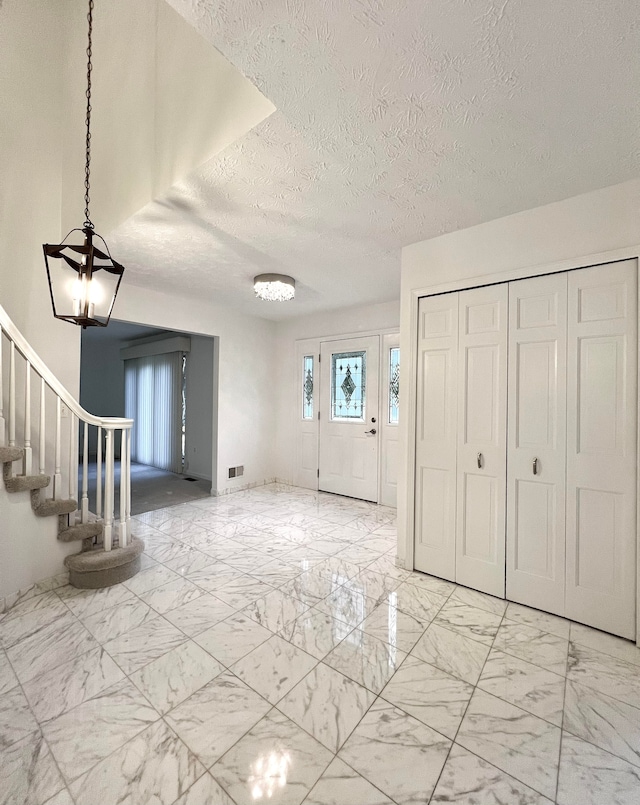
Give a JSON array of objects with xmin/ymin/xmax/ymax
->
[{"xmin": 111, "ymin": 0, "xmax": 640, "ymax": 321}]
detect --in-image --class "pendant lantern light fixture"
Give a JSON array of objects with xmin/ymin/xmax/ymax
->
[
  {"xmin": 43, "ymin": 0, "xmax": 124, "ymax": 328},
  {"xmin": 254, "ymin": 273, "xmax": 296, "ymax": 302}
]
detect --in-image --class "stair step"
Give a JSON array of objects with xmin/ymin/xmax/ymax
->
[
  {"xmin": 64, "ymin": 536, "xmax": 145, "ymax": 589},
  {"xmin": 5, "ymin": 474, "xmax": 50, "ymax": 493},
  {"xmin": 58, "ymin": 522, "xmax": 103, "ymax": 543},
  {"xmin": 0, "ymin": 446, "xmax": 24, "ymax": 464},
  {"xmin": 33, "ymin": 497, "xmax": 77, "ymax": 517}
]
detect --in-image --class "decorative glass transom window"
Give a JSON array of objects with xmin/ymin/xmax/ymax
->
[
  {"xmin": 302, "ymin": 355, "xmax": 314, "ymax": 420},
  {"xmin": 389, "ymin": 347, "xmax": 400, "ymax": 424},
  {"xmin": 331, "ymin": 351, "xmax": 366, "ymax": 420}
]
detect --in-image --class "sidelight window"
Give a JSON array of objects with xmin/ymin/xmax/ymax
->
[
  {"xmin": 389, "ymin": 347, "xmax": 400, "ymax": 424},
  {"xmin": 302, "ymin": 355, "xmax": 314, "ymax": 419}
]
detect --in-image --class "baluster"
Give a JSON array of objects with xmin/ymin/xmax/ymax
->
[
  {"xmin": 9, "ymin": 341, "xmax": 15, "ymax": 448},
  {"xmin": 118, "ymin": 429, "xmax": 127, "ymax": 547},
  {"xmin": 103, "ymin": 428, "xmax": 114, "ymax": 551},
  {"xmin": 81, "ymin": 421, "xmax": 89, "ymax": 523},
  {"xmin": 125, "ymin": 428, "xmax": 132, "ymax": 541},
  {"xmin": 39, "ymin": 379, "xmax": 46, "ymax": 475},
  {"xmin": 54, "ymin": 397, "xmax": 62, "ymax": 498},
  {"xmin": 0, "ymin": 324, "xmax": 5, "ymax": 446},
  {"xmin": 68, "ymin": 413, "xmax": 76, "ymax": 516},
  {"xmin": 96, "ymin": 425, "xmax": 103, "ymax": 520},
  {"xmin": 23, "ymin": 360, "xmax": 32, "ymax": 474}
]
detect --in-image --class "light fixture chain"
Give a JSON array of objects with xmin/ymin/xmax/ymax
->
[{"xmin": 83, "ymin": 0, "xmax": 94, "ymax": 229}]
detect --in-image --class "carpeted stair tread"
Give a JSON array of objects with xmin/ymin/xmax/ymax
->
[
  {"xmin": 64, "ymin": 536, "xmax": 144, "ymax": 589},
  {"xmin": 65, "ymin": 535, "xmax": 144, "ymax": 571},
  {"xmin": 33, "ymin": 497, "xmax": 77, "ymax": 517},
  {"xmin": 5, "ymin": 474, "xmax": 50, "ymax": 492},
  {"xmin": 0, "ymin": 446, "xmax": 24, "ymax": 464},
  {"xmin": 58, "ymin": 522, "xmax": 103, "ymax": 542}
]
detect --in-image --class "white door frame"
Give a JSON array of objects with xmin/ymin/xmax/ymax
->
[
  {"xmin": 293, "ymin": 328, "xmax": 400, "ymax": 506},
  {"xmin": 400, "ymin": 244, "xmax": 640, "ymax": 646}
]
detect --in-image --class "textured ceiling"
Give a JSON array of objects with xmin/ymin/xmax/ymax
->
[{"xmin": 111, "ymin": 0, "xmax": 640, "ymax": 321}]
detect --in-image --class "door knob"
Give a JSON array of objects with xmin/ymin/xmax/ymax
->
[
  {"xmin": 533, "ymin": 457, "xmax": 539, "ymax": 475},
  {"xmin": 477, "ymin": 452, "xmax": 483, "ymax": 469},
  {"xmin": 365, "ymin": 429, "xmax": 377, "ymax": 435}
]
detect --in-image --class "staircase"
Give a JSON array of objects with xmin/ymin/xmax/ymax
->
[{"xmin": 1, "ymin": 305, "xmax": 143, "ymax": 591}]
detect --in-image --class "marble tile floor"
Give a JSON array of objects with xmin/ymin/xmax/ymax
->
[{"xmin": 1, "ymin": 483, "xmax": 640, "ymax": 804}]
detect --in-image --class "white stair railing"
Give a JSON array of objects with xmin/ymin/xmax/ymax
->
[{"xmin": 0, "ymin": 304, "xmax": 133, "ymax": 549}]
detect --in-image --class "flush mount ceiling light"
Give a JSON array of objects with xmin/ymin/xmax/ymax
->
[
  {"xmin": 43, "ymin": 0, "xmax": 124, "ymax": 328},
  {"xmin": 254, "ymin": 273, "xmax": 296, "ymax": 302}
]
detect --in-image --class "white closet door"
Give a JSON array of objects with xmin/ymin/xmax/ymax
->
[
  {"xmin": 414, "ymin": 293, "xmax": 458, "ymax": 581},
  {"xmin": 455, "ymin": 284, "xmax": 508, "ymax": 597},
  {"xmin": 506, "ymin": 273, "xmax": 567, "ymax": 614},
  {"xmin": 565, "ymin": 260, "xmax": 637, "ymax": 639}
]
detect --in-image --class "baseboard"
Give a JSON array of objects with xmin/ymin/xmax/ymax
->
[
  {"xmin": 0, "ymin": 570, "xmax": 69, "ymax": 614},
  {"xmin": 211, "ymin": 477, "xmax": 278, "ymax": 497},
  {"xmin": 396, "ymin": 554, "xmax": 411, "ymax": 571}
]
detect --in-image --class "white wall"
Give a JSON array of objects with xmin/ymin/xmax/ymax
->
[
  {"xmin": 398, "ymin": 178, "xmax": 640, "ymax": 566},
  {"xmin": 113, "ymin": 284, "xmax": 277, "ymax": 496},
  {"xmin": 61, "ymin": 0, "xmax": 275, "ymax": 237},
  {"xmin": 273, "ymin": 301, "xmax": 400, "ymax": 484},
  {"xmin": 0, "ymin": 0, "xmax": 81, "ymax": 603},
  {"xmin": 0, "ymin": 0, "xmax": 80, "ymax": 394},
  {"xmin": 185, "ymin": 335, "xmax": 215, "ymax": 482}
]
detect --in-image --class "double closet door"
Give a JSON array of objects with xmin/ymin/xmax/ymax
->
[{"xmin": 414, "ymin": 260, "xmax": 637, "ymax": 639}]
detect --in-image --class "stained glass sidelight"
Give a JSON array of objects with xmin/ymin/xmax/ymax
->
[
  {"xmin": 389, "ymin": 347, "xmax": 400, "ymax": 424},
  {"xmin": 302, "ymin": 355, "xmax": 314, "ymax": 419},
  {"xmin": 331, "ymin": 351, "xmax": 366, "ymax": 420}
]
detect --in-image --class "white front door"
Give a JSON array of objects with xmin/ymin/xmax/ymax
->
[
  {"xmin": 506, "ymin": 272, "xmax": 568, "ymax": 615},
  {"xmin": 565, "ymin": 260, "xmax": 638, "ymax": 638},
  {"xmin": 455, "ymin": 284, "xmax": 508, "ymax": 597},
  {"xmin": 319, "ymin": 336, "xmax": 380, "ymax": 502}
]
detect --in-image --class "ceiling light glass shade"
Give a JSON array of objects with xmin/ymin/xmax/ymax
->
[
  {"xmin": 254, "ymin": 273, "xmax": 295, "ymax": 302},
  {"xmin": 44, "ymin": 227, "xmax": 124, "ymax": 327}
]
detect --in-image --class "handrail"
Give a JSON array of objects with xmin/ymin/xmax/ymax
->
[
  {"xmin": 1, "ymin": 300, "xmax": 133, "ymax": 549},
  {"xmin": 0, "ymin": 302, "xmax": 132, "ymax": 430}
]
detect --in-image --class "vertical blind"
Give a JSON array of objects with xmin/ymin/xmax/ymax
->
[{"xmin": 124, "ymin": 352, "xmax": 183, "ymax": 473}]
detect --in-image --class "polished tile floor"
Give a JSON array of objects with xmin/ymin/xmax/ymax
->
[{"xmin": 1, "ymin": 484, "xmax": 640, "ymax": 805}]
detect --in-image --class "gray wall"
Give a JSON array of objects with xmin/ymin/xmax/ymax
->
[
  {"xmin": 80, "ymin": 321, "xmax": 160, "ymax": 457},
  {"xmin": 80, "ymin": 324, "xmax": 216, "ymax": 479},
  {"xmin": 80, "ymin": 332, "xmax": 126, "ymax": 457},
  {"xmin": 184, "ymin": 335, "xmax": 215, "ymax": 481}
]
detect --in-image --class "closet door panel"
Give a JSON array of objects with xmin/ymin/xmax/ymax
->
[
  {"xmin": 455, "ymin": 284, "xmax": 508, "ymax": 597},
  {"xmin": 414, "ymin": 293, "xmax": 458, "ymax": 580},
  {"xmin": 565, "ymin": 260, "xmax": 637, "ymax": 639},
  {"xmin": 506, "ymin": 273, "xmax": 567, "ymax": 615}
]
